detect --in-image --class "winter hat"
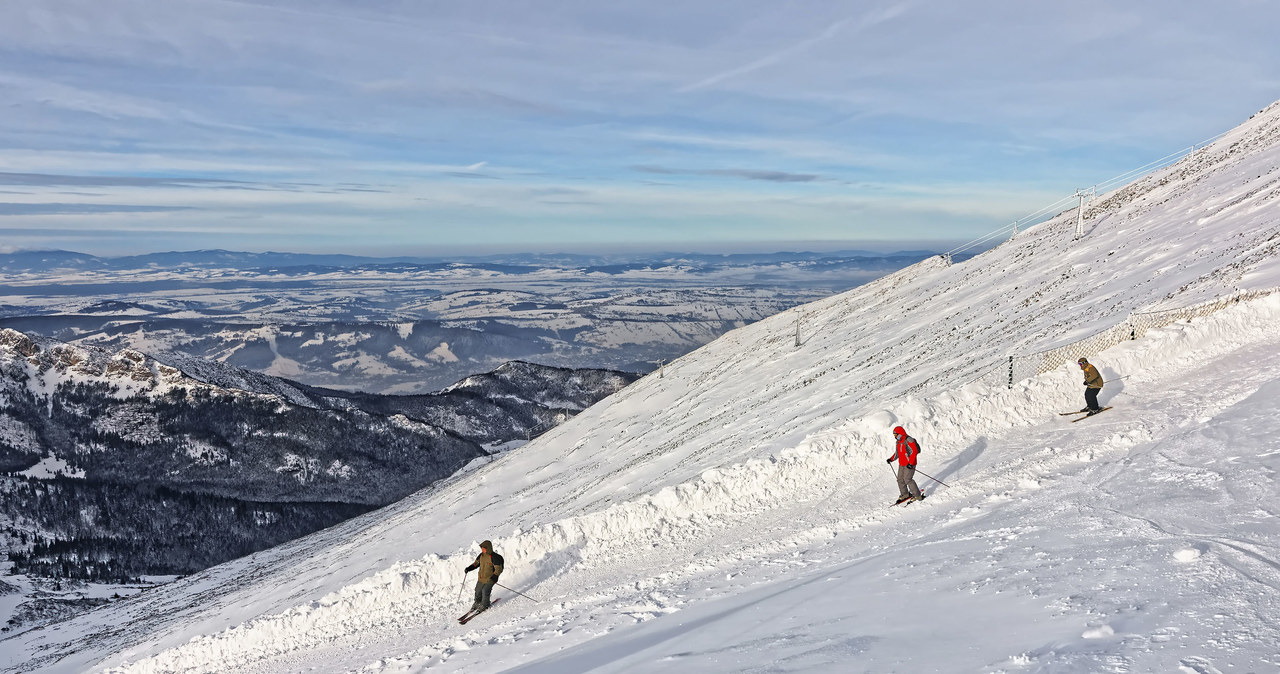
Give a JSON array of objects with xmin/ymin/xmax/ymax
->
[
  {"xmin": 480, "ymin": 540, "xmax": 493, "ymax": 550},
  {"xmin": 1078, "ymin": 357, "xmax": 1089, "ymax": 364},
  {"xmin": 892, "ymin": 426, "xmax": 906, "ymax": 437}
]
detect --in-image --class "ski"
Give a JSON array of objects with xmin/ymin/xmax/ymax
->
[
  {"xmin": 458, "ymin": 597, "xmax": 499, "ymax": 624},
  {"xmin": 890, "ymin": 494, "xmax": 925, "ymax": 508},
  {"xmin": 1070, "ymin": 406, "xmax": 1112, "ymax": 422},
  {"xmin": 1059, "ymin": 410, "xmax": 1090, "ymax": 416}
]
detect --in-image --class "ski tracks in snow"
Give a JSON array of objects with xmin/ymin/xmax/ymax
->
[{"xmin": 99, "ymin": 299, "xmax": 1280, "ymax": 673}]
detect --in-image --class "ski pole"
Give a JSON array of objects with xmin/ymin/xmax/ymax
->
[
  {"xmin": 912, "ymin": 468, "xmax": 950, "ymax": 488},
  {"xmin": 496, "ymin": 583, "xmax": 540, "ymax": 603},
  {"xmin": 458, "ymin": 569, "xmax": 470, "ymax": 600},
  {"xmin": 1103, "ymin": 375, "xmax": 1129, "ymax": 383}
]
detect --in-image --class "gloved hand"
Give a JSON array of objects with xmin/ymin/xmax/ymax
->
[
  {"xmin": 886, "ymin": 457, "xmax": 893, "ymax": 464},
  {"xmin": 488, "ymin": 576, "xmax": 498, "ymax": 584}
]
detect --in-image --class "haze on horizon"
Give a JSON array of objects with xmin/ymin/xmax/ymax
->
[{"xmin": 1, "ymin": 0, "xmax": 1278, "ymax": 257}]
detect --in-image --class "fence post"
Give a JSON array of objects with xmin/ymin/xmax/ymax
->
[{"xmin": 1007, "ymin": 355, "xmax": 1014, "ymax": 389}]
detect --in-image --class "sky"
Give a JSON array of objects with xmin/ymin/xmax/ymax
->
[
  {"xmin": 1, "ymin": 0, "xmax": 1278, "ymax": 257},
  {"xmin": 3, "ymin": 106, "xmax": 1279, "ymax": 672}
]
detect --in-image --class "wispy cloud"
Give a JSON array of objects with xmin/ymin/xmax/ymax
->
[
  {"xmin": 633, "ymin": 165, "xmax": 823, "ymax": 183},
  {"xmin": 676, "ymin": 19, "xmax": 853, "ymax": 94},
  {"xmin": 0, "ymin": 203, "xmax": 193, "ymax": 215},
  {"xmin": 0, "ymin": 1, "xmax": 1275, "ymax": 255},
  {"xmin": 0, "ymin": 172, "xmax": 250, "ymax": 188}
]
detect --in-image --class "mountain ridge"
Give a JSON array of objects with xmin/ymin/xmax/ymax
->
[{"xmin": 0, "ymin": 328, "xmax": 636, "ymax": 602}]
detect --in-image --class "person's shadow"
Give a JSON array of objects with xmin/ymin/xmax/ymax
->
[
  {"xmin": 933, "ymin": 436, "xmax": 986, "ymax": 484},
  {"xmin": 1100, "ymin": 367, "xmax": 1126, "ymax": 406}
]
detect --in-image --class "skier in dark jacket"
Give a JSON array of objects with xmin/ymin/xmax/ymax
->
[
  {"xmin": 463, "ymin": 540, "xmax": 504, "ymax": 612},
  {"xmin": 1078, "ymin": 357, "xmax": 1104, "ymax": 414},
  {"xmin": 886, "ymin": 425, "xmax": 923, "ymax": 504}
]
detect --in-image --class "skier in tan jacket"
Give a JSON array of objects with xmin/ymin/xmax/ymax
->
[
  {"xmin": 1078, "ymin": 357, "xmax": 1104, "ymax": 414},
  {"xmin": 463, "ymin": 540, "xmax": 504, "ymax": 613}
]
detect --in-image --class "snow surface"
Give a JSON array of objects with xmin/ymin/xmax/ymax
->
[
  {"xmin": 4, "ymin": 103, "xmax": 1280, "ymax": 673},
  {"xmin": 16, "ymin": 455, "xmax": 84, "ymax": 479}
]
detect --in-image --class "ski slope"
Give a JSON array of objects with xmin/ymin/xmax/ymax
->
[{"xmin": 4, "ymin": 102, "xmax": 1280, "ymax": 673}]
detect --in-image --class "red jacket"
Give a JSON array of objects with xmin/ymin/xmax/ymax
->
[{"xmin": 891, "ymin": 426, "xmax": 919, "ymax": 466}]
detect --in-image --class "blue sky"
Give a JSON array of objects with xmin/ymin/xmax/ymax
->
[{"xmin": 1, "ymin": 0, "xmax": 1278, "ymax": 257}]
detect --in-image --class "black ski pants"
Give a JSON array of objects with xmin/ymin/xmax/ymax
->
[
  {"xmin": 1085, "ymin": 387, "xmax": 1102, "ymax": 411},
  {"xmin": 473, "ymin": 579, "xmax": 496, "ymax": 609}
]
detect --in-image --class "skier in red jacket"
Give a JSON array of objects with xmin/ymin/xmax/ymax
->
[{"xmin": 886, "ymin": 425, "xmax": 924, "ymax": 504}]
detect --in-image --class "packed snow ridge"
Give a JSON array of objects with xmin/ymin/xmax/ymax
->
[{"xmin": 6, "ymin": 101, "xmax": 1280, "ymax": 673}]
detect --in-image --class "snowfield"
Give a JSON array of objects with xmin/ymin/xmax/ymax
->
[{"xmin": 4, "ymin": 102, "xmax": 1280, "ymax": 673}]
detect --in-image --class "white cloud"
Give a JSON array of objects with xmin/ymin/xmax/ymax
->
[{"xmin": 1, "ymin": 1, "xmax": 1278, "ymax": 254}]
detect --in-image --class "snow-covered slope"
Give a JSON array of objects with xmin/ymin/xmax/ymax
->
[{"xmin": 5, "ymin": 102, "xmax": 1280, "ymax": 673}]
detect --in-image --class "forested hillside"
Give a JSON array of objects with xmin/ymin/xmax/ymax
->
[{"xmin": 0, "ymin": 329, "xmax": 636, "ymax": 586}]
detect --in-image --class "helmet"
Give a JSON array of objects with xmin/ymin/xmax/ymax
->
[{"xmin": 1077, "ymin": 357, "xmax": 1089, "ymax": 364}]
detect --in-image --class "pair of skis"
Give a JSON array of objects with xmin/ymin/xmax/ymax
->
[
  {"xmin": 458, "ymin": 597, "xmax": 499, "ymax": 625},
  {"xmin": 890, "ymin": 494, "xmax": 926, "ymax": 508},
  {"xmin": 1059, "ymin": 407, "xmax": 1113, "ymax": 422}
]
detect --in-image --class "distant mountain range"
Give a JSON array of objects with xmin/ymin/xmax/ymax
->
[
  {"xmin": 0, "ymin": 248, "xmax": 957, "ymax": 393},
  {"xmin": 0, "ymin": 248, "xmax": 948, "ymax": 274}
]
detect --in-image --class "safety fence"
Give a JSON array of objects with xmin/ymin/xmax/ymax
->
[{"xmin": 976, "ymin": 287, "xmax": 1279, "ymax": 389}]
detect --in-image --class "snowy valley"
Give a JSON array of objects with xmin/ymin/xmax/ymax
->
[
  {"xmin": 3, "ymin": 98, "xmax": 1280, "ymax": 674},
  {"xmin": 0, "ymin": 250, "xmax": 936, "ymax": 394}
]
